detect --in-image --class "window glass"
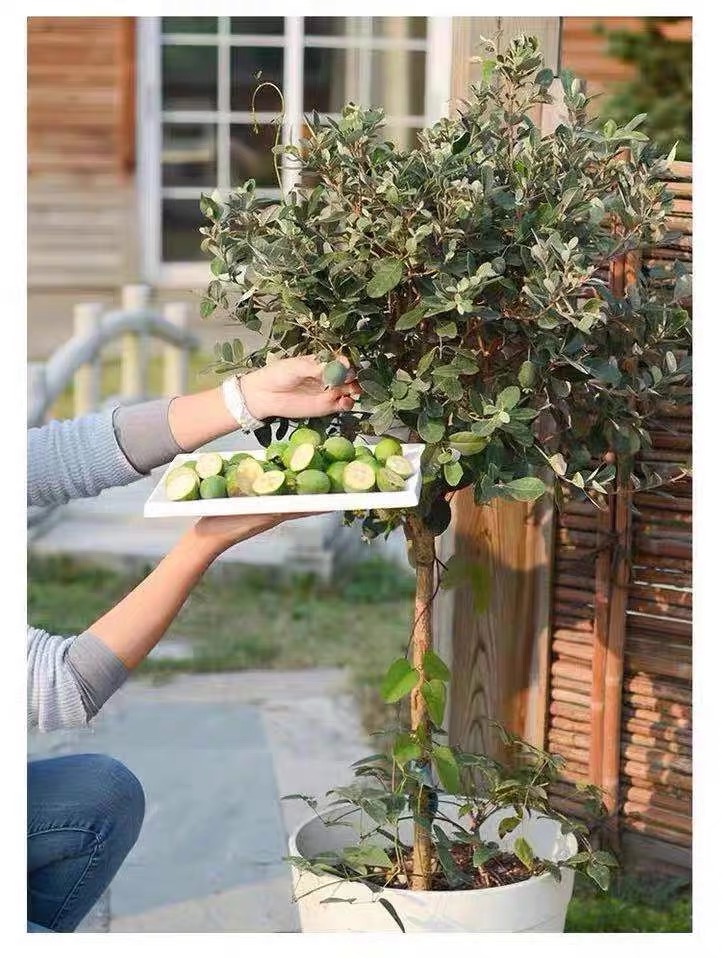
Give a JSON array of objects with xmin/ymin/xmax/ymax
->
[
  {"xmin": 231, "ymin": 18, "xmax": 284, "ymax": 35},
  {"xmin": 230, "ymin": 124, "xmax": 279, "ymax": 188},
  {"xmin": 162, "ymin": 200, "xmax": 206, "ymax": 262},
  {"xmin": 230, "ymin": 48, "xmax": 284, "ymax": 112},
  {"xmin": 162, "ymin": 18, "xmax": 217, "ymax": 34},
  {"xmin": 162, "ymin": 124, "xmax": 217, "ymax": 188},
  {"xmin": 369, "ymin": 50, "xmax": 426, "ymax": 116},
  {"xmin": 304, "ymin": 49, "xmax": 350, "ymax": 113},
  {"xmin": 162, "ymin": 46, "xmax": 217, "ymax": 111}
]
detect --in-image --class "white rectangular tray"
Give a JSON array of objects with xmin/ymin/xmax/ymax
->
[{"xmin": 143, "ymin": 443, "xmax": 424, "ymax": 517}]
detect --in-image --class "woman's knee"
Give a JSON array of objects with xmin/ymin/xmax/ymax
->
[{"xmin": 75, "ymin": 754, "xmax": 145, "ymax": 846}]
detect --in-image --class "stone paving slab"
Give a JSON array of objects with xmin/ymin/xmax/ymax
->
[{"xmin": 28, "ymin": 669, "xmax": 368, "ymax": 933}]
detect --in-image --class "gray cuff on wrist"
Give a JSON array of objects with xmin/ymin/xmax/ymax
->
[
  {"xmin": 65, "ymin": 632, "xmax": 129, "ymax": 721},
  {"xmin": 112, "ymin": 398, "xmax": 185, "ymax": 473}
]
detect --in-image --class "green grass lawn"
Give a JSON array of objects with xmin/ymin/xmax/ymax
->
[
  {"xmin": 566, "ymin": 870, "xmax": 691, "ymax": 933},
  {"xmin": 27, "ymin": 552, "xmax": 691, "ymax": 932},
  {"xmin": 27, "ymin": 553, "xmax": 414, "ymax": 729}
]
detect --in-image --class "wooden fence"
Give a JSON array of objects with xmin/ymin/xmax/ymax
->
[{"xmin": 444, "ymin": 161, "xmax": 692, "ymax": 873}]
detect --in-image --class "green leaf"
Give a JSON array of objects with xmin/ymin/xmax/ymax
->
[
  {"xmin": 422, "ymin": 649, "xmax": 451, "ymax": 682},
  {"xmin": 504, "ymin": 477, "xmax": 547, "ymax": 501},
  {"xmin": 444, "ymin": 460, "xmax": 464, "ymax": 487},
  {"xmin": 497, "ymin": 814, "xmax": 521, "ymax": 838},
  {"xmin": 393, "ymin": 733, "xmax": 421, "ymax": 767},
  {"xmin": 586, "ymin": 860, "xmax": 611, "ymax": 891},
  {"xmin": 200, "ymin": 298, "xmax": 217, "ymax": 319},
  {"xmin": 395, "ymin": 303, "xmax": 426, "ymax": 331},
  {"xmin": 379, "ymin": 658, "xmax": 418, "ymax": 703},
  {"xmin": 232, "ymin": 338, "xmax": 244, "ymax": 361},
  {"xmin": 221, "ymin": 342, "xmax": 234, "ymax": 363},
  {"xmin": 421, "ymin": 679, "xmax": 447, "ymax": 726},
  {"xmin": 448, "ymin": 431, "xmax": 487, "ymax": 456},
  {"xmin": 366, "ymin": 258, "xmax": 404, "ymax": 298},
  {"xmin": 497, "ymin": 385, "xmax": 521, "ymax": 410},
  {"xmin": 592, "ymin": 850, "xmax": 618, "ymax": 868},
  {"xmin": 513, "ymin": 836, "xmax": 534, "ymax": 870},
  {"xmin": 342, "ymin": 844, "xmax": 394, "ymax": 871},
  {"xmin": 210, "ymin": 257, "xmax": 226, "ymax": 277},
  {"xmin": 431, "ymin": 744, "xmax": 461, "ymax": 794},
  {"xmin": 418, "ymin": 410, "xmax": 445, "ymax": 444},
  {"xmin": 473, "ymin": 844, "xmax": 497, "ymax": 867}
]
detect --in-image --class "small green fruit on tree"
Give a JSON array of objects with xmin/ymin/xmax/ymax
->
[{"xmin": 201, "ymin": 35, "xmax": 691, "ymax": 891}]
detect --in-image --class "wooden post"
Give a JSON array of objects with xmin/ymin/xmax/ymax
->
[
  {"xmin": 443, "ymin": 18, "xmax": 563, "ymax": 756},
  {"xmin": 72, "ymin": 303, "xmax": 102, "ymax": 416},
  {"xmin": 120, "ymin": 284, "xmax": 149, "ymax": 400},
  {"xmin": 27, "ymin": 361, "xmax": 48, "ymax": 426},
  {"xmin": 162, "ymin": 301, "xmax": 190, "ymax": 397}
]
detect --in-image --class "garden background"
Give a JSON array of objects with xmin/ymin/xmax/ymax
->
[{"xmin": 27, "ymin": 15, "xmax": 692, "ymax": 932}]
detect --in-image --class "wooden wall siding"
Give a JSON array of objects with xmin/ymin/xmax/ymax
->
[
  {"xmin": 27, "ymin": 18, "xmax": 136, "ymax": 290},
  {"xmin": 546, "ymin": 161, "xmax": 693, "ymax": 868},
  {"xmin": 560, "ymin": 17, "xmax": 692, "ymax": 109},
  {"xmin": 28, "ymin": 17, "xmax": 134, "ymax": 177}
]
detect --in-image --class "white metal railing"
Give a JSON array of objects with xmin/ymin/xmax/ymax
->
[{"xmin": 27, "ymin": 285, "xmax": 199, "ymax": 428}]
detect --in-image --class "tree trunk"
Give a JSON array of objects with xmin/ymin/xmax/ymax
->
[{"xmin": 404, "ymin": 515, "xmax": 436, "ymax": 891}]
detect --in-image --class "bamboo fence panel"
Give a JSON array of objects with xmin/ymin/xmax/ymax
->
[{"xmin": 545, "ymin": 162, "xmax": 692, "ymax": 868}]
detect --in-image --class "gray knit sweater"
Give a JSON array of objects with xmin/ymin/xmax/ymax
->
[{"xmin": 28, "ymin": 399, "xmax": 187, "ymax": 732}]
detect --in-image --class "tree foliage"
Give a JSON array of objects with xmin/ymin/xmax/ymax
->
[{"xmin": 202, "ymin": 34, "xmax": 690, "ymax": 537}]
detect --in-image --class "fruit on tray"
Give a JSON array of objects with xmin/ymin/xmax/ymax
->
[{"xmin": 163, "ymin": 437, "xmax": 417, "ymax": 501}]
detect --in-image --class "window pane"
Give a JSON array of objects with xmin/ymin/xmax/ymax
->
[
  {"xmin": 162, "ymin": 200, "xmax": 206, "ymax": 262},
  {"xmin": 231, "ymin": 17, "xmax": 284, "ymax": 35},
  {"xmin": 162, "ymin": 124, "xmax": 216, "ymax": 188},
  {"xmin": 304, "ymin": 48, "xmax": 349, "ymax": 113},
  {"xmin": 385, "ymin": 125, "xmax": 423, "ymax": 151},
  {"xmin": 370, "ymin": 50, "xmax": 426, "ymax": 116},
  {"xmin": 304, "ymin": 48, "xmax": 426, "ymax": 116},
  {"xmin": 162, "ymin": 46, "xmax": 217, "ymax": 111},
  {"xmin": 230, "ymin": 124, "xmax": 278, "ymax": 188},
  {"xmin": 230, "ymin": 48, "xmax": 284, "ymax": 112},
  {"xmin": 304, "ymin": 17, "xmax": 426, "ymax": 38},
  {"xmin": 162, "ymin": 17, "xmax": 217, "ymax": 34}
]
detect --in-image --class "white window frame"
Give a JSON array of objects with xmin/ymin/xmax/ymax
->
[{"xmin": 137, "ymin": 17, "xmax": 452, "ymax": 288}]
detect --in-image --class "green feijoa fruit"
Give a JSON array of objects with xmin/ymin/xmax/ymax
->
[
  {"xmin": 183, "ymin": 459, "xmax": 197, "ymax": 472},
  {"xmin": 288, "ymin": 426, "xmax": 322, "ymax": 448},
  {"xmin": 295, "ymin": 469, "xmax": 332, "ymax": 495},
  {"xmin": 373, "ymin": 435, "xmax": 403, "ymax": 465},
  {"xmin": 323, "ymin": 435, "xmax": 355, "ymax": 462},
  {"xmin": 288, "ymin": 442, "xmax": 317, "ymax": 472},
  {"xmin": 376, "ymin": 467, "xmax": 406, "ymax": 493},
  {"xmin": 227, "ymin": 452, "xmax": 253, "ymax": 466},
  {"xmin": 356, "ymin": 454, "xmax": 381, "ymax": 475},
  {"xmin": 354, "ymin": 442, "xmax": 374, "ymax": 459},
  {"xmin": 322, "ymin": 359, "xmax": 348, "ymax": 387},
  {"xmin": 326, "ymin": 460, "xmax": 347, "ymax": 493},
  {"xmin": 252, "ymin": 470, "xmax": 286, "ymax": 496},
  {"xmin": 283, "ymin": 469, "xmax": 297, "ymax": 492},
  {"xmin": 165, "ymin": 465, "xmax": 199, "ymax": 489},
  {"xmin": 385, "ymin": 454, "xmax": 414, "ymax": 479},
  {"xmin": 199, "ymin": 475, "xmax": 227, "ymax": 499},
  {"xmin": 265, "ymin": 441, "xmax": 289, "ymax": 463},
  {"xmin": 227, "ymin": 458, "xmax": 265, "ymax": 496},
  {"xmin": 342, "ymin": 460, "xmax": 377, "ymax": 493},
  {"xmin": 518, "ymin": 360, "xmax": 537, "ymax": 389},
  {"xmin": 195, "ymin": 452, "xmax": 224, "ymax": 479},
  {"xmin": 166, "ymin": 469, "xmax": 200, "ymax": 502}
]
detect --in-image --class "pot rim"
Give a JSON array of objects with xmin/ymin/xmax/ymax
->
[{"xmin": 288, "ymin": 810, "xmax": 577, "ymax": 899}]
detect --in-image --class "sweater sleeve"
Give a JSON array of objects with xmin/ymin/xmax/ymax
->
[
  {"xmin": 27, "ymin": 399, "xmax": 185, "ymax": 507},
  {"xmin": 27, "ymin": 627, "xmax": 129, "ymax": 732}
]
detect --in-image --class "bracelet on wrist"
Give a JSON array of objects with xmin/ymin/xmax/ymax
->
[{"xmin": 220, "ymin": 374, "xmax": 265, "ymax": 433}]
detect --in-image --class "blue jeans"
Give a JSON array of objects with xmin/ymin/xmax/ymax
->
[{"xmin": 27, "ymin": 753, "xmax": 145, "ymax": 932}]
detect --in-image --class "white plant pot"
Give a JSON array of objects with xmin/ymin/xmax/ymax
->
[{"xmin": 289, "ymin": 805, "xmax": 577, "ymax": 933}]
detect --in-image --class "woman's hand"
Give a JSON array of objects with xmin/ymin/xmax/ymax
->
[
  {"xmin": 191, "ymin": 511, "xmax": 310, "ymax": 558},
  {"xmin": 240, "ymin": 355, "xmax": 360, "ymax": 421}
]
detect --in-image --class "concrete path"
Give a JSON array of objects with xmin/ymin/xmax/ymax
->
[{"xmin": 28, "ymin": 669, "xmax": 368, "ymax": 933}]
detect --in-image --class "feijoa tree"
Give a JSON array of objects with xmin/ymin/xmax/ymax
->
[{"xmin": 201, "ymin": 36, "xmax": 691, "ymax": 890}]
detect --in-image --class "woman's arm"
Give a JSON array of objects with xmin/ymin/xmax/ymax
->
[
  {"xmin": 27, "ymin": 513, "xmax": 302, "ymax": 731},
  {"xmin": 27, "ymin": 356, "xmax": 358, "ymax": 508}
]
